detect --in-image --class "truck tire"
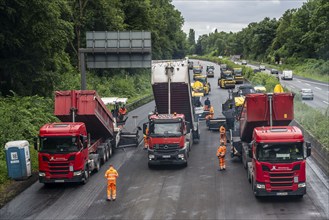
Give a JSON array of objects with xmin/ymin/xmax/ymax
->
[
  {"xmin": 82, "ymin": 165, "xmax": 89, "ymax": 185},
  {"xmin": 107, "ymin": 143, "xmax": 113, "ymax": 158},
  {"xmin": 95, "ymin": 157, "xmax": 100, "ymax": 172},
  {"xmin": 97, "ymin": 145, "xmax": 106, "ymax": 165}
]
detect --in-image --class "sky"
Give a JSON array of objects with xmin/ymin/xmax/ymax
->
[{"xmin": 172, "ymin": 0, "xmax": 307, "ymax": 39}]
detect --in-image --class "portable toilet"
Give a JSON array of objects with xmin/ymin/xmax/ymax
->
[{"xmin": 5, "ymin": 140, "xmax": 32, "ymax": 180}]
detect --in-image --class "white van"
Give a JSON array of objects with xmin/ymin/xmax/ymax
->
[{"xmin": 281, "ymin": 70, "xmax": 293, "ymax": 80}]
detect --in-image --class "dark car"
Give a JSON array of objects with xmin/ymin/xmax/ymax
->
[
  {"xmin": 237, "ymin": 85, "xmax": 255, "ymax": 96},
  {"xmin": 271, "ymin": 69, "xmax": 279, "ymax": 74}
]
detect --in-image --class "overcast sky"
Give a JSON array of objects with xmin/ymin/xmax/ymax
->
[{"xmin": 172, "ymin": 0, "xmax": 307, "ymax": 39}]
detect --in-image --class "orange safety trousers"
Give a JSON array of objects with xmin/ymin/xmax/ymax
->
[
  {"xmin": 144, "ymin": 135, "xmax": 149, "ymax": 149},
  {"xmin": 217, "ymin": 146, "xmax": 226, "ymax": 169},
  {"xmin": 107, "ymin": 182, "xmax": 116, "ymax": 200}
]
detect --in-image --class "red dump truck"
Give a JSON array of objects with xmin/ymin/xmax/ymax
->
[
  {"xmin": 227, "ymin": 93, "xmax": 311, "ymax": 197},
  {"xmin": 35, "ymin": 90, "xmax": 139, "ymax": 185},
  {"xmin": 143, "ymin": 60, "xmax": 199, "ymax": 168}
]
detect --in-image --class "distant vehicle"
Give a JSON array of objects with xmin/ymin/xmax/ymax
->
[
  {"xmin": 241, "ymin": 60, "xmax": 247, "ymax": 65},
  {"xmin": 193, "ymin": 65, "xmax": 202, "ymax": 80},
  {"xmin": 271, "ymin": 69, "xmax": 279, "ymax": 74},
  {"xmin": 254, "ymin": 85, "xmax": 266, "ymax": 93},
  {"xmin": 259, "ymin": 65, "xmax": 266, "ymax": 71},
  {"xmin": 220, "ymin": 64, "xmax": 228, "ymax": 72},
  {"xmin": 218, "ymin": 56, "xmax": 223, "ymax": 59},
  {"xmin": 281, "ymin": 70, "xmax": 293, "ymax": 80},
  {"xmin": 206, "ymin": 65, "xmax": 215, "ymax": 72},
  {"xmin": 206, "ymin": 69, "xmax": 215, "ymax": 78},
  {"xmin": 301, "ymin": 89, "xmax": 314, "ymax": 100},
  {"xmin": 232, "ymin": 68, "xmax": 244, "ymax": 84},
  {"xmin": 237, "ymin": 85, "xmax": 255, "ymax": 96}
]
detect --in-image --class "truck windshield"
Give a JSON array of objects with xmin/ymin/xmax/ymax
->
[
  {"xmin": 256, "ymin": 143, "xmax": 304, "ymax": 162},
  {"xmin": 40, "ymin": 136, "xmax": 80, "ymax": 153},
  {"xmin": 151, "ymin": 122, "xmax": 182, "ymax": 137}
]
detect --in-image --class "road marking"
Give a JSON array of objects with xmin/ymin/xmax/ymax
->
[
  {"xmin": 297, "ymin": 80, "xmax": 301, "ymax": 83},
  {"xmin": 323, "ymin": 101, "xmax": 329, "ymax": 105},
  {"xmin": 290, "ymin": 85, "xmax": 295, "ymax": 89},
  {"xmin": 305, "ymin": 83, "xmax": 311, "ymax": 86},
  {"xmin": 298, "ymin": 79, "xmax": 329, "ymax": 87},
  {"xmin": 315, "ymin": 87, "xmax": 322, "ymax": 90}
]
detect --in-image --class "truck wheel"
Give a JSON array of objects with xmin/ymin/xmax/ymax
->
[
  {"xmin": 108, "ymin": 144, "xmax": 113, "ymax": 158},
  {"xmin": 82, "ymin": 165, "xmax": 89, "ymax": 185},
  {"xmin": 98, "ymin": 146, "xmax": 106, "ymax": 165},
  {"xmin": 95, "ymin": 158, "xmax": 100, "ymax": 172}
]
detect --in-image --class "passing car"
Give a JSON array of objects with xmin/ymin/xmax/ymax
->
[
  {"xmin": 254, "ymin": 85, "xmax": 266, "ymax": 93},
  {"xmin": 241, "ymin": 60, "xmax": 247, "ymax": 65},
  {"xmin": 259, "ymin": 65, "xmax": 266, "ymax": 71},
  {"xmin": 301, "ymin": 89, "xmax": 314, "ymax": 100},
  {"xmin": 271, "ymin": 69, "xmax": 279, "ymax": 74},
  {"xmin": 237, "ymin": 85, "xmax": 255, "ymax": 96}
]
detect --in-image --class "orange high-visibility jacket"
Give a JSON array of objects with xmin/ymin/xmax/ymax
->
[
  {"xmin": 209, "ymin": 106, "xmax": 214, "ymax": 115},
  {"xmin": 119, "ymin": 107, "xmax": 127, "ymax": 115},
  {"xmin": 104, "ymin": 167, "xmax": 119, "ymax": 184},
  {"xmin": 217, "ymin": 145, "xmax": 226, "ymax": 158}
]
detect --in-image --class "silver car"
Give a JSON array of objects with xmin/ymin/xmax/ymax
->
[{"xmin": 301, "ymin": 89, "xmax": 314, "ymax": 100}]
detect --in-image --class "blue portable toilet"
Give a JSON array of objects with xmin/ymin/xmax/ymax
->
[{"xmin": 5, "ymin": 140, "xmax": 32, "ymax": 180}]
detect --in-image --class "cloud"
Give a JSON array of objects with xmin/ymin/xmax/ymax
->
[{"xmin": 172, "ymin": 0, "xmax": 307, "ymax": 38}]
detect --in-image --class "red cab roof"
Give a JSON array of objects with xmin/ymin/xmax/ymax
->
[
  {"xmin": 39, "ymin": 122, "xmax": 87, "ymax": 136},
  {"xmin": 253, "ymin": 126, "xmax": 304, "ymax": 143}
]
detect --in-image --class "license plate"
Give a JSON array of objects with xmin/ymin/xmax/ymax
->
[
  {"xmin": 55, "ymin": 180, "xmax": 65, "ymax": 183},
  {"xmin": 276, "ymin": 192, "xmax": 288, "ymax": 196},
  {"xmin": 162, "ymin": 155, "xmax": 171, "ymax": 158}
]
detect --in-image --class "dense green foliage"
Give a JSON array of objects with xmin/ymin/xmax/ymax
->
[
  {"xmin": 0, "ymin": 0, "xmax": 187, "ymax": 97},
  {"xmin": 0, "ymin": 95, "xmax": 57, "ymax": 184},
  {"xmin": 189, "ymin": 0, "xmax": 328, "ymax": 81}
]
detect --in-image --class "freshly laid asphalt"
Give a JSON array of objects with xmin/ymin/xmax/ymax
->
[{"xmin": 0, "ymin": 60, "xmax": 328, "ymax": 219}]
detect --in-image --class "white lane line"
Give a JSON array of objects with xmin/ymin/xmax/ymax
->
[
  {"xmin": 290, "ymin": 85, "xmax": 295, "ymax": 89},
  {"xmin": 305, "ymin": 83, "xmax": 311, "ymax": 86},
  {"xmin": 315, "ymin": 87, "xmax": 322, "ymax": 90},
  {"xmin": 298, "ymin": 79, "xmax": 329, "ymax": 87},
  {"xmin": 297, "ymin": 80, "xmax": 301, "ymax": 83},
  {"xmin": 323, "ymin": 101, "xmax": 329, "ymax": 105}
]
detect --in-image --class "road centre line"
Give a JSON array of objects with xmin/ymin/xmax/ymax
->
[
  {"xmin": 315, "ymin": 87, "xmax": 322, "ymax": 90},
  {"xmin": 323, "ymin": 101, "xmax": 329, "ymax": 105},
  {"xmin": 305, "ymin": 83, "xmax": 311, "ymax": 86},
  {"xmin": 297, "ymin": 79, "xmax": 329, "ymax": 87}
]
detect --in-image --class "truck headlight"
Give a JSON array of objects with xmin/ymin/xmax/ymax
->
[
  {"xmin": 178, "ymin": 154, "xmax": 185, "ymax": 159},
  {"xmin": 256, "ymin": 183, "xmax": 265, "ymax": 189},
  {"xmin": 298, "ymin": 182, "xmax": 306, "ymax": 188},
  {"xmin": 73, "ymin": 171, "xmax": 82, "ymax": 176},
  {"xmin": 148, "ymin": 154, "xmax": 155, "ymax": 160},
  {"xmin": 39, "ymin": 172, "xmax": 45, "ymax": 177}
]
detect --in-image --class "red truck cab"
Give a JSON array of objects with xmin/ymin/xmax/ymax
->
[
  {"xmin": 248, "ymin": 126, "xmax": 311, "ymax": 197},
  {"xmin": 144, "ymin": 113, "xmax": 190, "ymax": 167},
  {"xmin": 37, "ymin": 122, "xmax": 93, "ymax": 183}
]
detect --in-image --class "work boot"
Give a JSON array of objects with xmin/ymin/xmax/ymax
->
[
  {"xmin": 107, "ymin": 198, "xmax": 111, "ymax": 201},
  {"xmin": 113, "ymin": 198, "xmax": 116, "ymax": 201}
]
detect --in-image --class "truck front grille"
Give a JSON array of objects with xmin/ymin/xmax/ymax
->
[
  {"xmin": 269, "ymin": 171, "xmax": 294, "ymax": 188},
  {"xmin": 155, "ymin": 144, "xmax": 180, "ymax": 153},
  {"xmin": 49, "ymin": 162, "xmax": 69, "ymax": 175}
]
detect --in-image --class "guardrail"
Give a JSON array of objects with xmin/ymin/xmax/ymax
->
[{"xmin": 126, "ymin": 94, "xmax": 154, "ymax": 111}]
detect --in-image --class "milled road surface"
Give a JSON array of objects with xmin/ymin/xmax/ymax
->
[{"xmin": 0, "ymin": 60, "xmax": 328, "ymax": 219}]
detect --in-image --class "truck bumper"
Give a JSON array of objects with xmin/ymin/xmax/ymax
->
[
  {"xmin": 254, "ymin": 186, "xmax": 306, "ymax": 197},
  {"xmin": 148, "ymin": 148, "xmax": 188, "ymax": 166},
  {"xmin": 39, "ymin": 175, "xmax": 83, "ymax": 183}
]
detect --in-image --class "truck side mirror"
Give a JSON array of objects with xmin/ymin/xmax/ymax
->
[
  {"xmin": 33, "ymin": 137, "xmax": 38, "ymax": 151},
  {"xmin": 143, "ymin": 123, "xmax": 147, "ymax": 135},
  {"xmin": 306, "ymin": 142, "xmax": 311, "ymax": 157}
]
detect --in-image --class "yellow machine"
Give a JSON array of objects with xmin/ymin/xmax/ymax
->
[
  {"xmin": 193, "ymin": 75, "xmax": 211, "ymax": 95},
  {"xmin": 193, "ymin": 65, "xmax": 203, "ymax": 80},
  {"xmin": 233, "ymin": 68, "xmax": 244, "ymax": 84},
  {"xmin": 218, "ymin": 70, "xmax": 236, "ymax": 89}
]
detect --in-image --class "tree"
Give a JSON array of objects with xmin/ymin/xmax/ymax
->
[{"xmin": 0, "ymin": 0, "xmax": 74, "ymax": 96}]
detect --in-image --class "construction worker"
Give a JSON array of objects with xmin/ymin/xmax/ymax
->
[
  {"xmin": 144, "ymin": 127, "xmax": 149, "ymax": 150},
  {"xmin": 216, "ymin": 141, "xmax": 227, "ymax": 171},
  {"xmin": 205, "ymin": 104, "xmax": 214, "ymax": 126},
  {"xmin": 274, "ymin": 84, "xmax": 284, "ymax": 93},
  {"xmin": 204, "ymin": 97, "xmax": 211, "ymax": 110},
  {"xmin": 118, "ymin": 105, "xmax": 127, "ymax": 121},
  {"xmin": 219, "ymin": 126, "xmax": 227, "ymax": 144},
  {"xmin": 104, "ymin": 164, "xmax": 119, "ymax": 201}
]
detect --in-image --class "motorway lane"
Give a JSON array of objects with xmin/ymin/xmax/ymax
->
[
  {"xmin": 0, "ymin": 60, "xmax": 328, "ymax": 219},
  {"xmin": 245, "ymin": 63, "xmax": 329, "ymax": 113}
]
